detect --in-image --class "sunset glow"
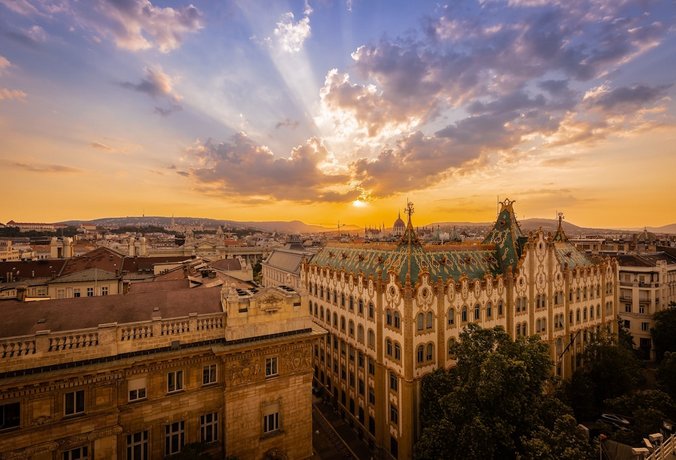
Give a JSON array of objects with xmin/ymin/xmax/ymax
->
[{"xmin": 0, "ymin": 0, "xmax": 674, "ymax": 228}]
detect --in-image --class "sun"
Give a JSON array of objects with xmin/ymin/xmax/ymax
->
[{"xmin": 352, "ymin": 199, "xmax": 367, "ymax": 208}]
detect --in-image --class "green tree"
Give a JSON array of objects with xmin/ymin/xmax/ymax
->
[
  {"xmin": 567, "ymin": 338, "xmax": 643, "ymax": 419},
  {"xmin": 604, "ymin": 390, "xmax": 676, "ymax": 445},
  {"xmin": 652, "ymin": 307, "xmax": 676, "ymax": 362},
  {"xmin": 657, "ymin": 351, "xmax": 676, "ymax": 399},
  {"xmin": 415, "ymin": 324, "xmax": 593, "ymax": 460}
]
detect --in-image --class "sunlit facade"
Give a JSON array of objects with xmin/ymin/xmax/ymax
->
[{"xmin": 303, "ymin": 200, "xmax": 618, "ymax": 459}]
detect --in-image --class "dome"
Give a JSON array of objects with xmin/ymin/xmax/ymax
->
[{"xmin": 393, "ymin": 212, "xmax": 405, "ymax": 237}]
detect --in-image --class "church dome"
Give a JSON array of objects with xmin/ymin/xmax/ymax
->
[{"xmin": 393, "ymin": 212, "xmax": 405, "ymax": 236}]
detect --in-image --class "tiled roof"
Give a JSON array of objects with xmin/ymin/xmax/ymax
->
[
  {"xmin": 264, "ymin": 250, "xmax": 307, "ymax": 274},
  {"xmin": 59, "ymin": 247, "xmax": 124, "ymax": 276},
  {"xmin": 0, "ymin": 260, "xmax": 67, "ymax": 281},
  {"xmin": 51, "ymin": 268, "xmax": 118, "ymax": 284},
  {"xmin": 0, "ymin": 286, "xmax": 222, "ymax": 337},
  {"xmin": 210, "ymin": 258, "xmax": 243, "ymax": 271},
  {"xmin": 482, "ymin": 199, "xmax": 526, "ymax": 271},
  {"xmin": 553, "ymin": 242, "xmax": 593, "ymax": 269},
  {"xmin": 311, "ymin": 242, "xmax": 499, "ymax": 284}
]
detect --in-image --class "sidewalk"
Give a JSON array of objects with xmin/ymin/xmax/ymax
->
[{"xmin": 312, "ymin": 398, "xmax": 376, "ymax": 460}]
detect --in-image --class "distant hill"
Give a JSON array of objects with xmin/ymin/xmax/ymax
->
[
  {"xmin": 646, "ymin": 224, "xmax": 676, "ymax": 234},
  {"xmin": 430, "ymin": 218, "xmax": 631, "ymax": 236},
  {"xmin": 58, "ymin": 216, "xmax": 358, "ymax": 234}
]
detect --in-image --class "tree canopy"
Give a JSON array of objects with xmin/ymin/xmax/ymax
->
[
  {"xmin": 652, "ymin": 307, "xmax": 676, "ymax": 362},
  {"xmin": 415, "ymin": 324, "xmax": 594, "ymax": 460}
]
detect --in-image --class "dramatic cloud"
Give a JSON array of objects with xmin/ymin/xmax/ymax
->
[
  {"xmin": 0, "ymin": 0, "xmax": 203, "ymax": 53},
  {"xmin": 0, "ymin": 88, "xmax": 27, "ymax": 101},
  {"xmin": 185, "ymin": 133, "xmax": 358, "ymax": 203},
  {"xmin": 316, "ymin": 0, "xmax": 673, "ymax": 199},
  {"xmin": 12, "ymin": 162, "xmax": 80, "ymax": 173},
  {"xmin": 273, "ymin": 3, "xmax": 312, "ymax": 53},
  {"xmin": 120, "ymin": 67, "xmax": 182, "ymax": 115},
  {"xmin": 0, "ymin": 55, "xmax": 11, "ymax": 74}
]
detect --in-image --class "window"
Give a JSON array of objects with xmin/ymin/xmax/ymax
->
[
  {"xmin": 486, "ymin": 302, "xmax": 492, "ymax": 319},
  {"xmin": 62, "ymin": 447, "xmax": 88, "ymax": 460},
  {"xmin": 386, "ymin": 310, "xmax": 392, "ymax": 326},
  {"xmin": 340, "ymin": 316, "xmax": 346, "ymax": 332},
  {"xmin": 64, "ymin": 390, "xmax": 85, "ymax": 416},
  {"xmin": 359, "ymin": 300, "xmax": 364, "ymax": 315},
  {"xmin": 393, "ymin": 312, "xmax": 401, "ymax": 329},
  {"xmin": 368, "ymin": 359, "xmax": 375, "ymax": 375},
  {"xmin": 165, "ymin": 421, "xmax": 185, "ymax": 456},
  {"xmin": 73, "ymin": 288, "xmax": 81, "ymax": 298},
  {"xmin": 266, "ymin": 357, "xmax": 278, "ymax": 377},
  {"xmin": 203, "ymin": 364, "xmax": 217, "ymax": 385},
  {"xmin": 167, "ymin": 370, "xmax": 184, "ymax": 393},
  {"xmin": 498, "ymin": 299, "xmax": 503, "ymax": 316},
  {"xmin": 641, "ymin": 322, "xmax": 649, "ymax": 332},
  {"xmin": 357, "ymin": 325, "xmax": 364, "ymax": 343},
  {"xmin": 128, "ymin": 377, "xmax": 147, "ymax": 402},
  {"xmin": 426, "ymin": 343, "xmax": 434, "ymax": 361},
  {"xmin": 474, "ymin": 304, "xmax": 480, "ymax": 321},
  {"xmin": 86, "ymin": 287, "xmax": 94, "ymax": 297},
  {"xmin": 417, "ymin": 345, "xmax": 424, "ymax": 363},
  {"xmin": 348, "ymin": 320, "xmax": 355, "ymax": 337},
  {"xmin": 394, "ymin": 342, "xmax": 401, "ymax": 361},
  {"xmin": 368, "ymin": 302, "xmax": 374, "ymax": 319},
  {"xmin": 461, "ymin": 306, "xmax": 467, "ymax": 322},
  {"xmin": 201, "ymin": 412, "xmax": 219, "ymax": 443},
  {"xmin": 386, "ymin": 339, "xmax": 392, "ymax": 356},
  {"xmin": 263, "ymin": 411, "xmax": 280, "ymax": 434},
  {"xmin": 126, "ymin": 431, "xmax": 148, "ymax": 460},
  {"xmin": 100, "ymin": 286, "xmax": 108, "ymax": 296},
  {"xmin": 426, "ymin": 312, "xmax": 433, "ymax": 329},
  {"xmin": 447, "ymin": 308, "xmax": 455, "ymax": 326},
  {"xmin": 390, "ymin": 404, "xmax": 398, "ymax": 425},
  {"xmin": 0, "ymin": 402, "xmax": 20, "ymax": 430},
  {"xmin": 416, "ymin": 313, "xmax": 424, "ymax": 331},
  {"xmin": 368, "ymin": 387, "xmax": 376, "ymax": 405},
  {"xmin": 623, "ymin": 320, "xmax": 630, "ymax": 330},
  {"xmin": 389, "ymin": 371, "xmax": 398, "ymax": 392}
]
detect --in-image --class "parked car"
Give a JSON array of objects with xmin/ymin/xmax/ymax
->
[{"xmin": 601, "ymin": 413, "xmax": 631, "ymax": 427}]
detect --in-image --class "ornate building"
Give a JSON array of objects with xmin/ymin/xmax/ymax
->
[
  {"xmin": 302, "ymin": 200, "xmax": 618, "ymax": 459},
  {"xmin": 0, "ymin": 283, "xmax": 322, "ymax": 459}
]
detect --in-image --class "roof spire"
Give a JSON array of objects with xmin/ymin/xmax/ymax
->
[{"xmin": 553, "ymin": 211, "xmax": 568, "ymax": 242}]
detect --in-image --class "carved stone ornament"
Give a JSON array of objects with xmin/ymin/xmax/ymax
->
[{"xmin": 260, "ymin": 294, "xmax": 282, "ymax": 312}]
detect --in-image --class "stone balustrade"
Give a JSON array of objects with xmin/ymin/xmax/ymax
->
[{"xmin": 0, "ymin": 312, "xmax": 226, "ymax": 374}]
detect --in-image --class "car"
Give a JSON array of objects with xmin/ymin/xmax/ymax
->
[{"xmin": 601, "ymin": 413, "xmax": 630, "ymax": 427}]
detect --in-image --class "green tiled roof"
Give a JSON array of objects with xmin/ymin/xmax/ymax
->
[
  {"xmin": 310, "ymin": 243, "xmax": 500, "ymax": 284},
  {"xmin": 554, "ymin": 242, "xmax": 593, "ymax": 269},
  {"xmin": 482, "ymin": 200, "xmax": 524, "ymax": 272}
]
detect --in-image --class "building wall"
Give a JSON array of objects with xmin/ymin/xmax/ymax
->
[
  {"xmin": 303, "ymin": 229, "xmax": 617, "ymax": 459},
  {"xmin": 618, "ymin": 260, "xmax": 676, "ymax": 360},
  {"xmin": 47, "ymin": 279, "xmax": 121, "ymax": 299}
]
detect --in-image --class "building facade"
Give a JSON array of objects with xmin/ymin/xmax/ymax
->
[
  {"xmin": 617, "ymin": 251, "xmax": 676, "ymax": 360},
  {"xmin": 0, "ymin": 284, "xmax": 321, "ymax": 459},
  {"xmin": 302, "ymin": 200, "xmax": 618, "ymax": 459}
]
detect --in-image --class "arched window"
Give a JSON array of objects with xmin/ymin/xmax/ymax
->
[
  {"xmin": 461, "ymin": 305, "xmax": 468, "ymax": 322},
  {"xmin": 569, "ymin": 311, "xmax": 573, "ymax": 325},
  {"xmin": 426, "ymin": 312, "xmax": 433, "ymax": 329},
  {"xmin": 394, "ymin": 342, "xmax": 401, "ymax": 360},
  {"xmin": 358, "ymin": 299, "xmax": 364, "ymax": 314},
  {"xmin": 349, "ymin": 295, "xmax": 354, "ymax": 311},
  {"xmin": 367, "ymin": 329, "xmax": 375, "ymax": 349},
  {"xmin": 583, "ymin": 308, "xmax": 588, "ymax": 321},
  {"xmin": 341, "ymin": 293, "xmax": 345, "ymax": 307},
  {"xmin": 447, "ymin": 308, "xmax": 455, "ymax": 326},
  {"xmin": 348, "ymin": 320, "xmax": 354, "ymax": 337},
  {"xmin": 320, "ymin": 286, "xmax": 324, "ymax": 299},
  {"xmin": 498, "ymin": 299, "xmax": 503, "ymax": 316},
  {"xmin": 474, "ymin": 304, "xmax": 480, "ymax": 321},
  {"xmin": 589, "ymin": 306, "xmax": 594, "ymax": 320},
  {"xmin": 386, "ymin": 310, "xmax": 392, "ymax": 326},
  {"xmin": 357, "ymin": 325, "xmax": 364, "ymax": 343},
  {"xmin": 486, "ymin": 302, "xmax": 492, "ymax": 319},
  {"xmin": 393, "ymin": 311, "xmax": 401, "ymax": 329},
  {"xmin": 417, "ymin": 345, "xmax": 424, "ymax": 363},
  {"xmin": 368, "ymin": 302, "xmax": 375, "ymax": 319},
  {"xmin": 309, "ymin": 300, "xmax": 313, "ymax": 314},
  {"xmin": 447, "ymin": 338, "xmax": 455, "ymax": 358},
  {"xmin": 417, "ymin": 313, "xmax": 424, "ymax": 331},
  {"xmin": 333, "ymin": 312, "xmax": 338, "ymax": 327},
  {"xmin": 541, "ymin": 318, "xmax": 546, "ymax": 333},
  {"xmin": 597, "ymin": 304, "xmax": 601, "ymax": 318},
  {"xmin": 320, "ymin": 305, "xmax": 325, "ymax": 321},
  {"xmin": 576, "ymin": 309, "xmax": 580, "ymax": 323},
  {"xmin": 426, "ymin": 343, "xmax": 434, "ymax": 361},
  {"xmin": 386, "ymin": 339, "xmax": 392, "ymax": 356},
  {"xmin": 340, "ymin": 316, "xmax": 346, "ymax": 332},
  {"xmin": 333, "ymin": 289, "xmax": 337, "ymax": 304}
]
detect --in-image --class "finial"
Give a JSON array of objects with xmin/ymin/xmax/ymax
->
[{"xmin": 405, "ymin": 200, "xmax": 414, "ymax": 224}]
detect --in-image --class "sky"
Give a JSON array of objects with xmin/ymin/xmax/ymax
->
[{"xmin": 0, "ymin": 0, "xmax": 675, "ymax": 229}]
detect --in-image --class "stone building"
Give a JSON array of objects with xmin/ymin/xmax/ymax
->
[
  {"xmin": 302, "ymin": 200, "xmax": 618, "ymax": 459},
  {"xmin": 0, "ymin": 283, "xmax": 322, "ymax": 459},
  {"xmin": 617, "ymin": 250, "xmax": 676, "ymax": 360}
]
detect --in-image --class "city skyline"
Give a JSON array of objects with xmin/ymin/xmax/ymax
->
[{"xmin": 1, "ymin": 0, "xmax": 675, "ymax": 228}]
